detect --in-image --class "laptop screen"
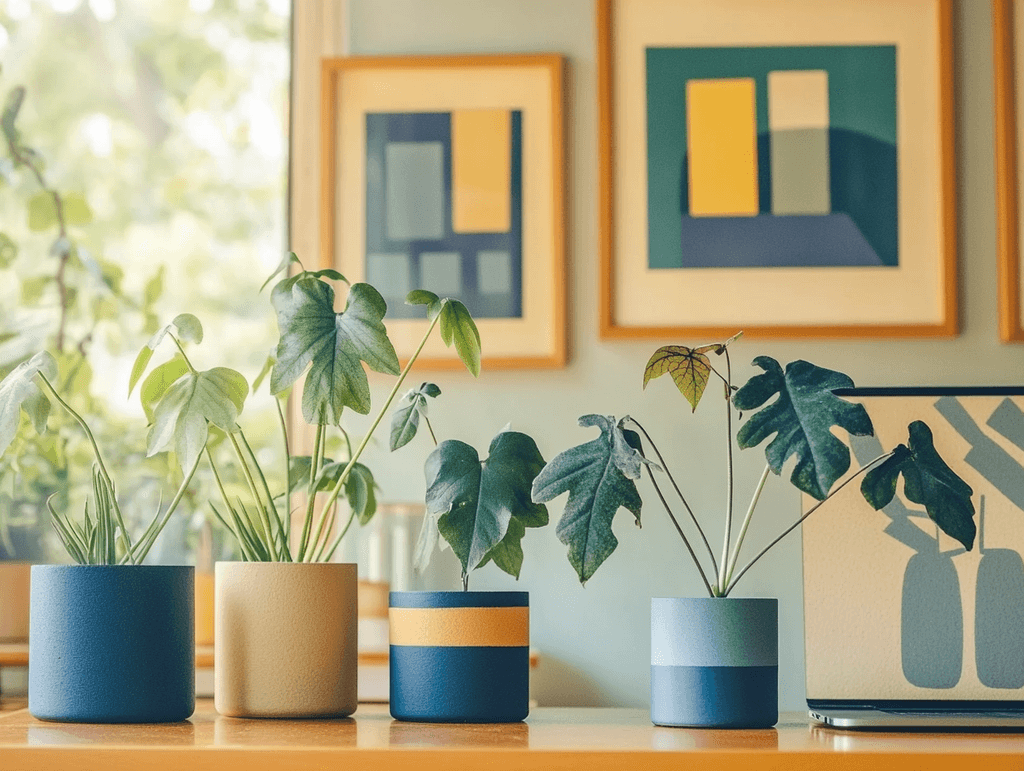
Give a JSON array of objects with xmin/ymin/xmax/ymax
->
[{"xmin": 803, "ymin": 387, "xmax": 1024, "ymax": 704}]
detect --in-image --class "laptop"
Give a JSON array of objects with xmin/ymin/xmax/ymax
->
[{"xmin": 802, "ymin": 387, "xmax": 1024, "ymax": 729}]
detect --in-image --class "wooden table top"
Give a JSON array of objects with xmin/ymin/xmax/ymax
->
[{"xmin": 0, "ymin": 700, "xmax": 1023, "ymax": 770}]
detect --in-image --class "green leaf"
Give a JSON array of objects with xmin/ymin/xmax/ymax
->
[
  {"xmin": 144, "ymin": 266, "xmax": 165, "ymax": 307},
  {"xmin": 531, "ymin": 415, "xmax": 644, "ymax": 584},
  {"xmin": 311, "ymin": 268, "xmax": 348, "ymax": 284},
  {"xmin": 132, "ymin": 314, "xmax": 204, "ymax": 397},
  {"xmin": 128, "ymin": 347, "xmax": 154, "ymax": 398},
  {"xmin": 260, "ymin": 251, "xmax": 301, "ymax": 293},
  {"xmin": 389, "ymin": 382, "xmax": 441, "ymax": 451},
  {"xmin": 27, "ymin": 192, "xmax": 57, "ymax": 231},
  {"xmin": 62, "ymin": 193, "xmax": 92, "ymax": 226},
  {"xmin": 406, "ymin": 289, "xmax": 443, "ymax": 319},
  {"xmin": 345, "ymin": 463, "xmax": 378, "ymax": 526},
  {"xmin": 139, "ymin": 355, "xmax": 190, "ymax": 423},
  {"xmin": 426, "ymin": 431, "xmax": 547, "ymax": 579},
  {"xmin": 733, "ymin": 357, "xmax": 874, "ymax": 501},
  {"xmin": 270, "ymin": 277, "xmax": 400, "ymax": 423},
  {"xmin": 1, "ymin": 86, "xmax": 25, "ymax": 147},
  {"xmin": 0, "ymin": 233, "xmax": 17, "ymax": 268},
  {"xmin": 861, "ymin": 421, "xmax": 976, "ymax": 552},
  {"xmin": 0, "ymin": 351, "xmax": 57, "ymax": 457},
  {"xmin": 439, "ymin": 299, "xmax": 481, "ymax": 377},
  {"xmin": 147, "ymin": 367, "xmax": 249, "ymax": 472},
  {"xmin": 251, "ymin": 354, "xmax": 275, "ymax": 394},
  {"xmin": 643, "ymin": 344, "xmax": 719, "ymax": 412},
  {"xmin": 20, "ymin": 276, "xmax": 49, "ymax": 303}
]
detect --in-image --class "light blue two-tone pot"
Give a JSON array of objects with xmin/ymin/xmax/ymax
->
[
  {"xmin": 29, "ymin": 565, "xmax": 195, "ymax": 723},
  {"xmin": 651, "ymin": 597, "xmax": 777, "ymax": 728}
]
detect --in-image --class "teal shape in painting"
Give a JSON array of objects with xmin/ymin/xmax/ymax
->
[{"xmin": 645, "ymin": 45, "xmax": 898, "ymax": 269}]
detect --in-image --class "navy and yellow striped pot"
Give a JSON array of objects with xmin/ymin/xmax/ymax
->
[
  {"xmin": 651, "ymin": 597, "xmax": 778, "ymax": 728},
  {"xmin": 389, "ymin": 591, "xmax": 529, "ymax": 723}
]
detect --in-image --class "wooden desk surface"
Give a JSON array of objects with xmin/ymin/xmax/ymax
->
[{"xmin": 0, "ymin": 700, "xmax": 1023, "ymax": 770}]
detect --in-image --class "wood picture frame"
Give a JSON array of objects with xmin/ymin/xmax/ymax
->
[
  {"xmin": 597, "ymin": 0, "xmax": 958, "ymax": 340},
  {"xmin": 996, "ymin": 0, "xmax": 1024, "ymax": 342},
  {"xmin": 321, "ymin": 54, "xmax": 567, "ymax": 369}
]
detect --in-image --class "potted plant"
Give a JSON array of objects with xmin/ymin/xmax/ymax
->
[
  {"xmin": 388, "ymin": 375, "xmax": 547, "ymax": 723},
  {"xmin": 532, "ymin": 334, "xmax": 976, "ymax": 728},
  {"xmin": 130, "ymin": 269, "xmax": 486, "ymax": 718},
  {"xmin": 0, "ymin": 350, "xmax": 202, "ymax": 723}
]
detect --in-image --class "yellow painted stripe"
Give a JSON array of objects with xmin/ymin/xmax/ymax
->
[
  {"xmin": 452, "ymin": 109, "xmax": 511, "ymax": 233},
  {"xmin": 687, "ymin": 78, "xmax": 759, "ymax": 217},
  {"xmin": 390, "ymin": 606, "xmax": 529, "ymax": 647}
]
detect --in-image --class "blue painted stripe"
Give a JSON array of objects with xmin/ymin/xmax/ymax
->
[
  {"xmin": 390, "ymin": 645, "xmax": 529, "ymax": 722},
  {"xmin": 389, "ymin": 590, "xmax": 528, "ymax": 609},
  {"xmin": 651, "ymin": 664, "xmax": 777, "ymax": 728}
]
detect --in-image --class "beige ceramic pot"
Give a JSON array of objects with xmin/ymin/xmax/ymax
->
[
  {"xmin": 0, "ymin": 562, "xmax": 31, "ymax": 643},
  {"xmin": 214, "ymin": 562, "xmax": 357, "ymax": 718}
]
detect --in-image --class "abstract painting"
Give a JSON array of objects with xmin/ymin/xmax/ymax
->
[{"xmin": 321, "ymin": 55, "xmax": 566, "ymax": 368}]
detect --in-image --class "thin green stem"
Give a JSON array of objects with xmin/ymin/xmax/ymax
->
[
  {"xmin": 312, "ymin": 498, "xmax": 340, "ymax": 563},
  {"xmin": 717, "ymin": 348, "xmax": 735, "ymax": 592},
  {"xmin": 723, "ymin": 463, "xmax": 771, "ymax": 590},
  {"xmin": 275, "ymin": 397, "xmax": 292, "ymax": 552},
  {"xmin": 322, "ymin": 507, "xmax": 357, "ymax": 563},
  {"xmin": 724, "ymin": 452, "xmax": 892, "ymax": 596},
  {"xmin": 298, "ymin": 416, "xmax": 325, "ymax": 561},
  {"xmin": 319, "ymin": 313, "xmax": 442, "ymax": 561},
  {"xmin": 627, "ymin": 417, "xmax": 717, "ymax": 579},
  {"xmin": 133, "ymin": 450, "xmax": 204, "ymax": 563},
  {"xmin": 170, "ymin": 335, "xmax": 198, "ymax": 373},
  {"xmin": 229, "ymin": 432, "xmax": 278, "ymax": 560},
  {"xmin": 423, "ymin": 414, "xmax": 438, "ymax": 446},
  {"xmin": 644, "ymin": 464, "xmax": 714, "ymax": 597},
  {"xmin": 239, "ymin": 429, "xmax": 291, "ymax": 562}
]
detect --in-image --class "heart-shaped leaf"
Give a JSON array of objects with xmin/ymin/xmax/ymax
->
[
  {"xmin": 733, "ymin": 357, "xmax": 874, "ymax": 501},
  {"xmin": 643, "ymin": 344, "xmax": 719, "ymax": 411},
  {"xmin": 390, "ymin": 382, "xmax": 441, "ymax": 451},
  {"xmin": 0, "ymin": 351, "xmax": 57, "ymax": 456},
  {"xmin": 270, "ymin": 277, "xmax": 400, "ymax": 423},
  {"xmin": 425, "ymin": 431, "xmax": 547, "ymax": 579},
  {"xmin": 439, "ymin": 300, "xmax": 481, "ymax": 377},
  {"xmin": 531, "ymin": 415, "xmax": 645, "ymax": 584},
  {"xmin": 147, "ymin": 366, "xmax": 249, "ymax": 472},
  {"xmin": 861, "ymin": 420, "xmax": 976, "ymax": 552},
  {"xmin": 129, "ymin": 313, "xmax": 203, "ymax": 396},
  {"xmin": 139, "ymin": 355, "xmax": 189, "ymax": 423}
]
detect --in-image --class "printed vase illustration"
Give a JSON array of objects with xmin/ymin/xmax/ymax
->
[
  {"xmin": 650, "ymin": 597, "xmax": 777, "ymax": 728},
  {"xmin": 389, "ymin": 591, "xmax": 530, "ymax": 723},
  {"xmin": 29, "ymin": 565, "xmax": 195, "ymax": 723}
]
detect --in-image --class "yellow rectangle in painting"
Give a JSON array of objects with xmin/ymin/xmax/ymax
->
[
  {"xmin": 452, "ymin": 109, "xmax": 511, "ymax": 233},
  {"xmin": 686, "ymin": 78, "xmax": 759, "ymax": 217}
]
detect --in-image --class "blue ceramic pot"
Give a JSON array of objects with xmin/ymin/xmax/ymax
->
[
  {"xmin": 651, "ymin": 597, "xmax": 777, "ymax": 728},
  {"xmin": 390, "ymin": 591, "xmax": 529, "ymax": 723},
  {"xmin": 29, "ymin": 565, "xmax": 195, "ymax": 723}
]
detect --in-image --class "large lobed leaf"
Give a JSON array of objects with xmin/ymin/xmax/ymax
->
[
  {"xmin": 733, "ymin": 357, "xmax": 874, "ymax": 501},
  {"xmin": 147, "ymin": 367, "xmax": 249, "ymax": 473},
  {"xmin": 0, "ymin": 351, "xmax": 57, "ymax": 456},
  {"xmin": 270, "ymin": 277, "xmax": 399, "ymax": 423},
  {"xmin": 861, "ymin": 420, "xmax": 976, "ymax": 551},
  {"xmin": 531, "ymin": 415, "xmax": 645, "ymax": 584},
  {"xmin": 425, "ymin": 431, "xmax": 547, "ymax": 580}
]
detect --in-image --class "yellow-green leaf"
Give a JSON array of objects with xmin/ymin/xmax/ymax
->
[{"xmin": 643, "ymin": 345, "xmax": 717, "ymax": 412}]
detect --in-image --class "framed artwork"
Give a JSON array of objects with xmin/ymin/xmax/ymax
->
[
  {"xmin": 597, "ymin": 0, "xmax": 958, "ymax": 339},
  {"xmin": 996, "ymin": 0, "xmax": 1024, "ymax": 342},
  {"xmin": 321, "ymin": 55, "xmax": 567, "ymax": 369}
]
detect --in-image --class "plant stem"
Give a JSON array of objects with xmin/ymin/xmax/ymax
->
[
  {"xmin": 318, "ymin": 313, "xmax": 442, "ymax": 561},
  {"xmin": 424, "ymin": 414, "xmax": 438, "ymax": 446},
  {"xmin": 722, "ymin": 463, "xmax": 771, "ymax": 590},
  {"xmin": 239, "ymin": 429, "xmax": 291, "ymax": 561},
  {"xmin": 275, "ymin": 397, "xmax": 291, "ymax": 550},
  {"xmin": 132, "ymin": 450, "xmax": 204, "ymax": 563},
  {"xmin": 718, "ymin": 348, "xmax": 735, "ymax": 592},
  {"xmin": 723, "ymin": 452, "xmax": 892, "ymax": 596},
  {"xmin": 463, "ymin": 573, "xmax": 469, "ymax": 592},
  {"xmin": 205, "ymin": 447, "xmax": 248, "ymax": 555},
  {"xmin": 170, "ymin": 335, "xmax": 197, "ymax": 373},
  {"xmin": 229, "ymin": 432, "xmax": 278, "ymax": 560},
  {"xmin": 627, "ymin": 417, "xmax": 718, "ymax": 579},
  {"xmin": 644, "ymin": 464, "xmax": 714, "ymax": 597},
  {"xmin": 298, "ymin": 416, "xmax": 325, "ymax": 561}
]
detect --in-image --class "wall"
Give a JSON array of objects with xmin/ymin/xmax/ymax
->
[{"xmin": 325, "ymin": 0, "xmax": 1016, "ymax": 711}]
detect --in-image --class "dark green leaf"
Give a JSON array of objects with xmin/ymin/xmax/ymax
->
[
  {"xmin": 531, "ymin": 415, "xmax": 644, "ymax": 584},
  {"xmin": 643, "ymin": 344, "xmax": 718, "ymax": 411},
  {"xmin": 389, "ymin": 382, "xmax": 441, "ymax": 451},
  {"xmin": 426, "ymin": 431, "xmax": 547, "ymax": 579},
  {"xmin": 861, "ymin": 421, "xmax": 976, "ymax": 551},
  {"xmin": 345, "ymin": 463, "xmax": 378, "ymax": 526},
  {"xmin": 0, "ymin": 351, "xmax": 57, "ymax": 456},
  {"xmin": 406, "ymin": 289, "xmax": 442, "ymax": 319},
  {"xmin": 311, "ymin": 268, "xmax": 348, "ymax": 283},
  {"xmin": 734, "ymin": 357, "xmax": 874, "ymax": 500},
  {"xmin": 439, "ymin": 299, "xmax": 481, "ymax": 376},
  {"xmin": 270, "ymin": 277, "xmax": 400, "ymax": 422}
]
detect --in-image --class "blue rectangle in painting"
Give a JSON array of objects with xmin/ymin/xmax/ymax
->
[{"xmin": 365, "ymin": 111, "xmax": 523, "ymax": 320}]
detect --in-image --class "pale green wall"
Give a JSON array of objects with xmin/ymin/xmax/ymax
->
[{"xmin": 346, "ymin": 0, "xmax": 1014, "ymax": 711}]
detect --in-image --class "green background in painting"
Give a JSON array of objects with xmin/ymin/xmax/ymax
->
[{"xmin": 645, "ymin": 46, "xmax": 897, "ymax": 269}]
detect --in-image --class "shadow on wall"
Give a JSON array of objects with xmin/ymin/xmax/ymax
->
[{"xmin": 532, "ymin": 655, "xmax": 609, "ymax": 707}]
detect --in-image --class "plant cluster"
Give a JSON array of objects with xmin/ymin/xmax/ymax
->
[{"xmin": 533, "ymin": 334, "xmax": 977, "ymax": 596}]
